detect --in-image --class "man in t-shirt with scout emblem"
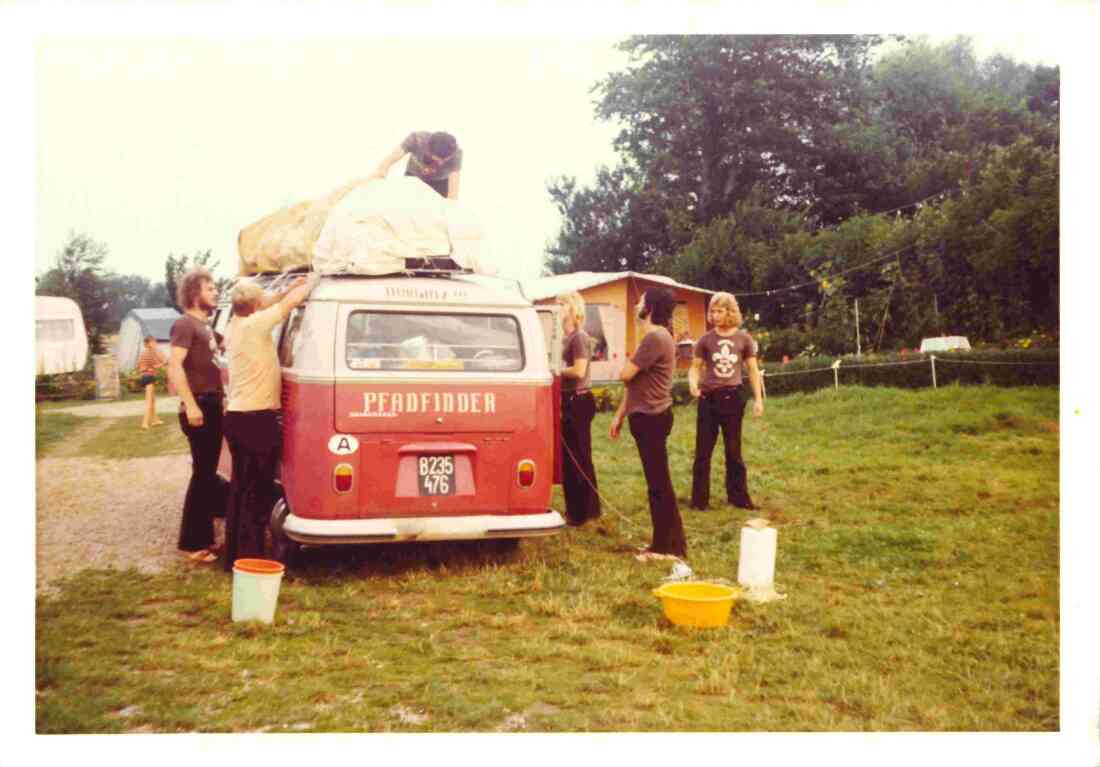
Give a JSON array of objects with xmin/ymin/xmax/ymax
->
[
  {"xmin": 687, "ymin": 291, "xmax": 764, "ymax": 512},
  {"xmin": 167, "ymin": 266, "xmax": 226, "ymax": 563},
  {"xmin": 370, "ymin": 131, "xmax": 462, "ymax": 199}
]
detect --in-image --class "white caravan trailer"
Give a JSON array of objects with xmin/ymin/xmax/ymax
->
[{"xmin": 35, "ymin": 296, "xmax": 88, "ymax": 375}]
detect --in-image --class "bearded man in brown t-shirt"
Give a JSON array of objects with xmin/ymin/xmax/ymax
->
[{"xmin": 167, "ymin": 267, "xmax": 225, "ymax": 562}]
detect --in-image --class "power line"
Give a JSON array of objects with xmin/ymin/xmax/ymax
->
[
  {"xmin": 729, "ymin": 186, "xmax": 956, "ymax": 299},
  {"xmin": 732, "ymin": 241, "xmax": 916, "ymax": 298}
]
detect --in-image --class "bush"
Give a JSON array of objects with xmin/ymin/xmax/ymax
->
[
  {"xmin": 123, "ymin": 367, "xmax": 169, "ymax": 394},
  {"xmin": 760, "ymin": 348, "xmax": 1059, "ymax": 397},
  {"xmin": 590, "ymin": 385, "xmax": 622, "ymax": 413},
  {"xmin": 757, "ymin": 326, "xmax": 813, "ymax": 360},
  {"xmin": 35, "ymin": 372, "xmax": 97, "ymax": 402}
]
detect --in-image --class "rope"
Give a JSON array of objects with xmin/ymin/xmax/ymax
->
[
  {"xmin": 834, "ymin": 359, "xmax": 928, "ymax": 370},
  {"xmin": 558, "ymin": 425, "xmax": 641, "ymax": 534},
  {"xmin": 760, "ymin": 365, "xmax": 836, "ymax": 377},
  {"xmin": 762, "ymin": 356, "xmax": 1058, "ymax": 378},
  {"xmin": 932, "ymin": 357, "xmax": 1059, "ymax": 366}
]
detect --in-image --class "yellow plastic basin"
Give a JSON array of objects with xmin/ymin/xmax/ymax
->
[{"xmin": 652, "ymin": 582, "xmax": 739, "ymax": 628}]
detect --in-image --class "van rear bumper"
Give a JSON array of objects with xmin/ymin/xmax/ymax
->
[{"xmin": 282, "ymin": 510, "xmax": 566, "ymax": 545}]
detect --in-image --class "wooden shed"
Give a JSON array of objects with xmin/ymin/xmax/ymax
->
[{"xmin": 522, "ymin": 271, "xmax": 714, "ymax": 382}]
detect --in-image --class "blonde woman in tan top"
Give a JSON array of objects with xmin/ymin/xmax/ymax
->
[
  {"xmin": 556, "ymin": 291, "xmax": 601, "ymax": 526},
  {"xmin": 221, "ymin": 273, "xmax": 318, "ymax": 571}
]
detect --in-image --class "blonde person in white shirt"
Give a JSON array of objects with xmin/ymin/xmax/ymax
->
[{"xmin": 221, "ymin": 273, "xmax": 318, "ymax": 571}]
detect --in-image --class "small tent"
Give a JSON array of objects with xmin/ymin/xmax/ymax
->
[
  {"xmin": 115, "ymin": 307, "xmax": 181, "ymax": 373},
  {"xmin": 36, "ymin": 296, "xmax": 88, "ymax": 375}
]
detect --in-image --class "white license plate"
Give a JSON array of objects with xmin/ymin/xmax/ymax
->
[{"xmin": 418, "ymin": 455, "xmax": 455, "ymax": 496}]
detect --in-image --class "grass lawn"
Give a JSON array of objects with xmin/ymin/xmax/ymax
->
[
  {"xmin": 34, "ymin": 385, "xmax": 1059, "ymax": 732},
  {"xmin": 80, "ymin": 416, "xmax": 190, "ymax": 459},
  {"xmin": 34, "ymin": 411, "xmax": 88, "ymax": 457}
]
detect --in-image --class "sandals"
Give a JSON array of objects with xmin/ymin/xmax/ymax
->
[{"xmin": 185, "ymin": 549, "xmax": 218, "ymax": 564}]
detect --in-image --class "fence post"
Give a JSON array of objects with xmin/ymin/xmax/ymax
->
[
  {"xmin": 930, "ymin": 354, "xmax": 937, "ymax": 389},
  {"xmin": 831, "ymin": 359, "xmax": 841, "ymax": 391}
]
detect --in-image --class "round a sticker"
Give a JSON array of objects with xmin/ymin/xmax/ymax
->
[{"xmin": 328, "ymin": 434, "xmax": 359, "ymax": 456}]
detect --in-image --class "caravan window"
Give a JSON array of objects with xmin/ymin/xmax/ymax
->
[
  {"xmin": 345, "ymin": 311, "xmax": 524, "ymax": 372},
  {"xmin": 583, "ymin": 305, "xmax": 609, "ymax": 361},
  {"xmin": 37, "ymin": 319, "xmax": 75, "ymax": 343}
]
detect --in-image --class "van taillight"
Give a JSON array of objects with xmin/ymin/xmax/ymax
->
[
  {"xmin": 334, "ymin": 463, "xmax": 354, "ymax": 493},
  {"xmin": 517, "ymin": 459, "xmax": 536, "ymax": 488}
]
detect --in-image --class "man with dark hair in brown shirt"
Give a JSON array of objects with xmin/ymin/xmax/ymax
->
[
  {"xmin": 370, "ymin": 131, "xmax": 462, "ymax": 199},
  {"xmin": 609, "ymin": 287, "xmax": 687, "ymax": 561},
  {"xmin": 167, "ymin": 266, "xmax": 225, "ymax": 563}
]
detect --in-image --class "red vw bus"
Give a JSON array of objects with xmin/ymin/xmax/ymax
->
[{"xmin": 214, "ymin": 267, "xmax": 564, "ymax": 567}]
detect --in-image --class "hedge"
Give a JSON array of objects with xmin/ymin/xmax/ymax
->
[{"xmin": 35, "ymin": 367, "xmax": 170, "ymax": 402}]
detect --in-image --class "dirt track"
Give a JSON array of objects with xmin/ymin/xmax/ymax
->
[{"xmin": 35, "ymin": 411, "xmax": 218, "ymax": 595}]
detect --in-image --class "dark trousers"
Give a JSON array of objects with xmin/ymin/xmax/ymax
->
[
  {"xmin": 690, "ymin": 388, "xmax": 752, "ymax": 509},
  {"xmin": 177, "ymin": 394, "xmax": 225, "ymax": 551},
  {"xmin": 223, "ymin": 410, "xmax": 282, "ymax": 572},
  {"xmin": 561, "ymin": 391, "xmax": 601, "ymax": 525},
  {"xmin": 629, "ymin": 409, "xmax": 687, "ymax": 558}
]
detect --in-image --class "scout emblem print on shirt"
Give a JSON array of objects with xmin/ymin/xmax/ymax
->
[{"xmin": 712, "ymin": 340, "xmax": 739, "ymax": 378}]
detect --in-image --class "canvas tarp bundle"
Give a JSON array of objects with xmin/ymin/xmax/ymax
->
[{"xmin": 237, "ymin": 176, "xmax": 484, "ymax": 276}]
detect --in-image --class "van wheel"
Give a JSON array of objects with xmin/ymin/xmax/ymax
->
[
  {"xmin": 271, "ymin": 533, "xmax": 300, "ymax": 568},
  {"xmin": 494, "ymin": 538, "xmax": 520, "ymax": 554},
  {"xmin": 269, "ymin": 497, "xmax": 299, "ymax": 568}
]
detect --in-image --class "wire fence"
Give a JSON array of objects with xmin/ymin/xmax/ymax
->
[{"xmin": 759, "ymin": 354, "xmax": 1059, "ymax": 395}]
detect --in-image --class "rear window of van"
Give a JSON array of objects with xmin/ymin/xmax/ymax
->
[{"xmin": 346, "ymin": 311, "xmax": 524, "ymax": 372}]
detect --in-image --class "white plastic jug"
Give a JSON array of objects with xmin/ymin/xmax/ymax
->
[{"xmin": 737, "ymin": 519, "xmax": 777, "ymax": 588}]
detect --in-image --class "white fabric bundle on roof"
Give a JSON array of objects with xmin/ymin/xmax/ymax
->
[{"xmin": 238, "ymin": 176, "xmax": 484, "ymax": 276}]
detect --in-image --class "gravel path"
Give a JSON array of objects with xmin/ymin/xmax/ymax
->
[
  {"xmin": 51, "ymin": 396, "xmax": 182, "ymax": 418},
  {"xmin": 36, "ymin": 406, "xmax": 220, "ymax": 596}
]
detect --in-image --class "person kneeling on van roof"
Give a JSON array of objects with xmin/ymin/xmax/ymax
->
[
  {"xmin": 222, "ymin": 273, "xmax": 319, "ymax": 572},
  {"xmin": 369, "ymin": 131, "xmax": 462, "ymax": 199}
]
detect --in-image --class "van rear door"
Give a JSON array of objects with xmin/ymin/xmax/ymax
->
[{"xmin": 332, "ymin": 305, "xmax": 552, "ymax": 517}]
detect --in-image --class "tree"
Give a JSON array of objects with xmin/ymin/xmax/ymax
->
[
  {"xmin": 545, "ymin": 34, "xmax": 1059, "ymax": 351},
  {"xmin": 545, "ymin": 166, "xmax": 682, "ymax": 274},
  {"xmin": 36, "ymin": 231, "xmax": 113, "ymax": 354},
  {"xmin": 163, "ymin": 249, "xmax": 229, "ymax": 310},
  {"xmin": 549, "ymin": 35, "xmax": 887, "ymax": 270},
  {"xmin": 102, "ymin": 274, "xmax": 156, "ymax": 331},
  {"xmin": 594, "ymin": 35, "xmax": 885, "ymax": 222}
]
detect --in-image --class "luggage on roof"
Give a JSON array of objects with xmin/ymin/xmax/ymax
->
[{"xmin": 237, "ymin": 176, "xmax": 485, "ymax": 276}]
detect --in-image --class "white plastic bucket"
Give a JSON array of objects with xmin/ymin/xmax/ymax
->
[{"xmin": 231, "ymin": 558, "xmax": 285, "ymax": 623}]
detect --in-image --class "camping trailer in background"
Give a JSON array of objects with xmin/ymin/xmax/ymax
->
[
  {"xmin": 522, "ymin": 272, "xmax": 713, "ymax": 383},
  {"xmin": 35, "ymin": 296, "xmax": 88, "ymax": 375},
  {"xmin": 115, "ymin": 307, "xmax": 182, "ymax": 372}
]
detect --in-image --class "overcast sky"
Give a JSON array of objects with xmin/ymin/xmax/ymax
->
[{"xmin": 26, "ymin": 17, "xmax": 1080, "ymax": 287}]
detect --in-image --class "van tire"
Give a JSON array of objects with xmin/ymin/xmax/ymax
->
[
  {"xmin": 493, "ymin": 538, "xmax": 520, "ymax": 554},
  {"xmin": 269, "ymin": 497, "xmax": 300, "ymax": 569},
  {"xmin": 271, "ymin": 532, "xmax": 300, "ymax": 569}
]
